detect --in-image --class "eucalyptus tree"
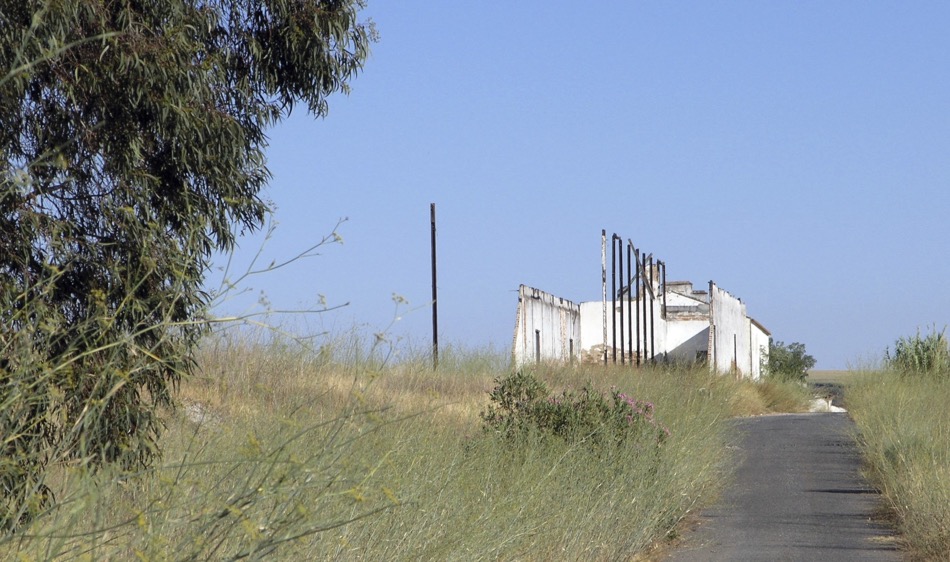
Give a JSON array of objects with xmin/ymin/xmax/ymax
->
[{"xmin": 0, "ymin": 0, "xmax": 373, "ymax": 525}]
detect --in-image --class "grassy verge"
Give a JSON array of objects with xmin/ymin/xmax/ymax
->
[
  {"xmin": 846, "ymin": 369, "xmax": 950, "ymax": 559},
  {"xmin": 4, "ymin": 332, "xmax": 809, "ymax": 560},
  {"xmin": 730, "ymin": 377, "xmax": 812, "ymax": 416}
]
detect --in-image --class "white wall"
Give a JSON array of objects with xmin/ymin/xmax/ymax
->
[
  {"xmin": 523, "ymin": 279, "xmax": 767, "ymax": 375},
  {"xmin": 579, "ymin": 298, "xmax": 664, "ymax": 363},
  {"xmin": 665, "ymin": 319, "xmax": 710, "ymax": 363},
  {"xmin": 512, "ymin": 285, "xmax": 581, "ymax": 367},
  {"xmin": 579, "ymin": 300, "xmax": 606, "ymax": 363},
  {"xmin": 663, "ymin": 290, "xmax": 710, "ymax": 363},
  {"xmin": 578, "ymin": 294, "xmax": 708, "ymax": 365},
  {"xmin": 710, "ymin": 282, "xmax": 751, "ymax": 377},
  {"xmin": 749, "ymin": 318, "xmax": 770, "ymax": 380}
]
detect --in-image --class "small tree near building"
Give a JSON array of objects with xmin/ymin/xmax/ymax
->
[{"xmin": 764, "ymin": 339, "xmax": 816, "ymax": 383}]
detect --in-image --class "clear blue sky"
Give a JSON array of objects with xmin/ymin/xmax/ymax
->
[{"xmin": 211, "ymin": 2, "xmax": 950, "ymax": 370}]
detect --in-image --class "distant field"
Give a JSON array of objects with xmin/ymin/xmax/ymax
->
[{"xmin": 807, "ymin": 370, "xmax": 861, "ymax": 385}]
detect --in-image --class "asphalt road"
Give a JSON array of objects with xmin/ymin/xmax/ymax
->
[{"xmin": 667, "ymin": 413, "xmax": 901, "ymax": 562}]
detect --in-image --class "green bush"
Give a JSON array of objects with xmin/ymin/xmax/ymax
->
[
  {"xmin": 886, "ymin": 327, "xmax": 950, "ymax": 377},
  {"xmin": 763, "ymin": 339, "xmax": 816, "ymax": 383},
  {"xmin": 481, "ymin": 371, "xmax": 670, "ymax": 450}
]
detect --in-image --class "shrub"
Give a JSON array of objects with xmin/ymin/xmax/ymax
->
[
  {"xmin": 481, "ymin": 371, "xmax": 669, "ymax": 450},
  {"xmin": 886, "ymin": 327, "xmax": 950, "ymax": 378},
  {"xmin": 763, "ymin": 339, "xmax": 816, "ymax": 383}
]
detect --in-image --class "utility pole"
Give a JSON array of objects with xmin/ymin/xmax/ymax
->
[{"xmin": 430, "ymin": 203, "xmax": 438, "ymax": 370}]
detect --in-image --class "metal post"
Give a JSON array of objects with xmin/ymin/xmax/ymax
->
[
  {"xmin": 660, "ymin": 260, "xmax": 667, "ymax": 319},
  {"xmin": 430, "ymin": 203, "xmax": 438, "ymax": 370},
  {"xmin": 618, "ymin": 236, "xmax": 624, "ymax": 365},
  {"xmin": 601, "ymin": 230, "xmax": 607, "ymax": 366},
  {"xmin": 649, "ymin": 255, "xmax": 656, "ymax": 363},
  {"xmin": 642, "ymin": 252, "xmax": 648, "ymax": 364},
  {"xmin": 611, "ymin": 234, "xmax": 618, "ymax": 364},
  {"xmin": 634, "ymin": 246, "xmax": 641, "ymax": 367},
  {"xmin": 627, "ymin": 241, "xmax": 633, "ymax": 366}
]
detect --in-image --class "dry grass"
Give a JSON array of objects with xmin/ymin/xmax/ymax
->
[
  {"xmin": 725, "ymin": 377, "xmax": 812, "ymax": 417},
  {"xmin": 847, "ymin": 369, "xmax": 950, "ymax": 559},
  {"xmin": 3, "ymin": 330, "xmax": 812, "ymax": 560},
  {"xmin": 185, "ymin": 332, "xmax": 498, "ymax": 430}
]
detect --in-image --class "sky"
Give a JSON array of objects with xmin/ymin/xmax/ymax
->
[{"xmin": 211, "ymin": 2, "xmax": 950, "ymax": 370}]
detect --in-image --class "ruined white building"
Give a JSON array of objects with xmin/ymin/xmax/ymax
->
[{"xmin": 512, "ymin": 273, "xmax": 770, "ymax": 379}]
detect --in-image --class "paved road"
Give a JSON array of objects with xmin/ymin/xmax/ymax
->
[{"xmin": 667, "ymin": 413, "xmax": 901, "ymax": 562}]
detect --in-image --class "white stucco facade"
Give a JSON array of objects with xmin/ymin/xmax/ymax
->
[
  {"xmin": 512, "ymin": 236, "xmax": 769, "ymax": 377},
  {"xmin": 511, "ymin": 285, "xmax": 581, "ymax": 367},
  {"xmin": 514, "ymin": 278, "xmax": 768, "ymax": 378},
  {"xmin": 749, "ymin": 317, "xmax": 771, "ymax": 379},
  {"xmin": 710, "ymin": 282, "xmax": 749, "ymax": 376},
  {"xmin": 579, "ymin": 300, "xmax": 606, "ymax": 362}
]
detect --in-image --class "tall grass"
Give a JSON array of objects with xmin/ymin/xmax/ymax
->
[
  {"xmin": 4, "ymin": 329, "xmax": 795, "ymax": 560},
  {"xmin": 848, "ymin": 368, "xmax": 950, "ymax": 559},
  {"xmin": 885, "ymin": 326, "xmax": 950, "ymax": 376}
]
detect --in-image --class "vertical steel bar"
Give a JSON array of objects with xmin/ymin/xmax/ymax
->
[
  {"xmin": 659, "ymin": 259, "xmax": 668, "ymax": 361},
  {"xmin": 642, "ymin": 252, "xmax": 648, "ymax": 364},
  {"xmin": 627, "ymin": 241, "xmax": 633, "ymax": 366},
  {"xmin": 611, "ymin": 234, "xmax": 617, "ymax": 364},
  {"xmin": 649, "ymin": 255, "xmax": 656, "ymax": 363},
  {"xmin": 634, "ymin": 247, "xmax": 640, "ymax": 366},
  {"xmin": 430, "ymin": 203, "xmax": 438, "ymax": 370},
  {"xmin": 661, "ymin": 260, "xmax": 667, "ymax": 319},
  {"xmin": 618, "ymin": 236, "xmax": 624, "ymax": 365}
]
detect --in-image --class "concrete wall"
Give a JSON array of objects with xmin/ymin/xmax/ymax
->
[
  {"xmin": 580, "ymin": 298, "xmax": 664, "ymax": 364},
  {"xmin": 663, "ymin": 290, "xmax": 710, "ymax": 363},
  {"xmin": 665, "ymin": 319, "xmax": 710, "ymax": 363},
  {"xmin": 512, "ymin": 285, "xmax": 581, "ymax": 367},
  {"xmin": 579, "ymin": 300, "xmax": 607, "ymax": 363},
  {"xmin": 514, "ymin": 272, "xmax": 768, "ymax": 376},
  {"xmin": 749, "ymin": 318, "xmax": 771, "ymax": 379},
  {"xmin": 578, "ymin": 293, "xmax": 708, "ymax": 365},
  {"xmin": 709, "ymin": 282, "xmax": 751, "ymax": 377}
]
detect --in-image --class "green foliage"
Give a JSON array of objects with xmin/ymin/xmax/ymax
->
[
  {"xmin": 482, "ymin": 371, "xmax": 670, "ymax": 450},
  {"xmin": 1, "ymin": 0, "xmax": 373, "ymax": 528},
  {"xmin": 764, "ymin": 339, "xmax": 816, "ymax": 383},
  {"xmin": 480, "ymin": 370, "xmax": 549, "ymax": 435},
  {"xmin": 885, "ymin": 326, "xmax": 950, "ymax": 377}
]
